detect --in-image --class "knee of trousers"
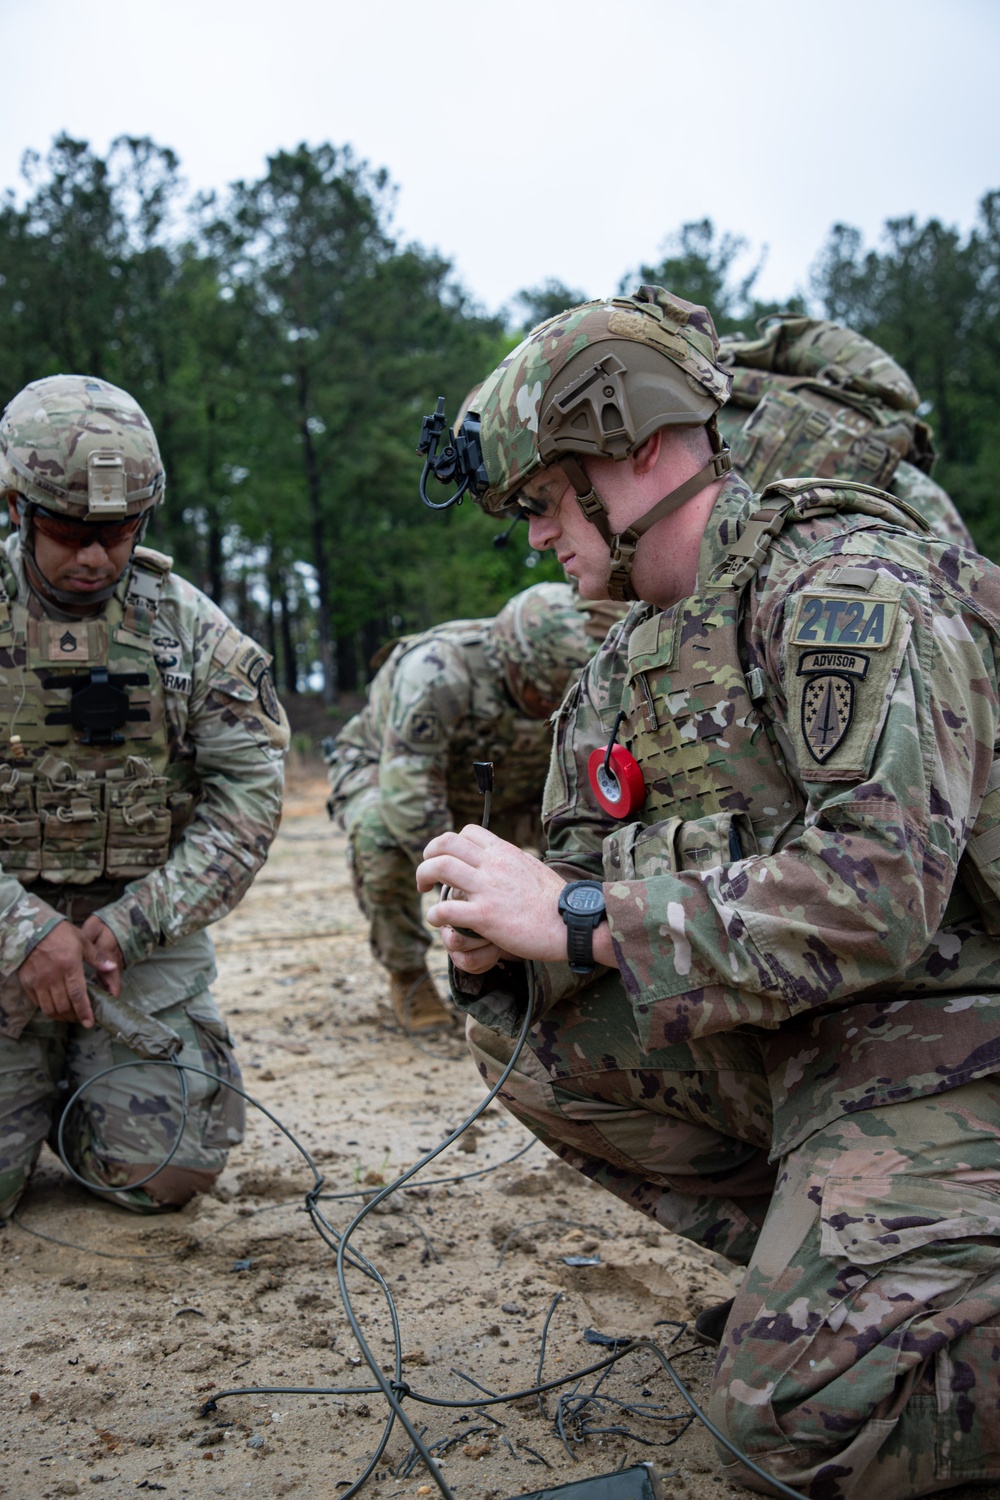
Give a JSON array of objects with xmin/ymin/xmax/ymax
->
[
  {"xmin": 709, "ymin": 1372, "xmax": 784, "ymax": 1465},
  {"xmin": 0, "ymin": 1164, "xmax": 32, "ymax": 1221},
  {"xmin": 0, "ymin": 1021, "xmax": 67, "ymax": 1212},
  {"xmin": 61, "ymin": 991, "xmax": 246, "ymax": 1189},
  {"xmin": 467, "ymin": 1019, "xmax": 524, "ymax": 1090},
  {"xmin": 80, "ymin": 1160, "xmax": 224, "ymax": 1214},
  {"xmin": 350, "ymin": 835, "xmax": 418, "ymax": 911}
]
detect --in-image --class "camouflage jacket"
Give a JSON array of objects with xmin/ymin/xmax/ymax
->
[
  {"xmin": 454, "ymin": 474, "xmax": 1000, "ymax": 1157},
  {"xmin": 328, "ymin": 621, "xmax": 554, "ymax": 864},
  {"xmin": 0, "ymin": 532, "xmax": 289, "ymax": 985}
]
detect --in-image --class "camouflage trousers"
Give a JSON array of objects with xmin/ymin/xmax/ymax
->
[
  {"xmin": 347, "ymin": 800, "xmax": 430, "ymax": 975},
  {"xmin": 467, "ymin": 971, "xmax": 1000, "ymax": 1498},
  {"xmin": 0, "ymin": 988, "xmax": 246, "ymax": 1219},
  {"xmin": 346, "ymin": 796, "xmax": 544, "ymax": 977}
]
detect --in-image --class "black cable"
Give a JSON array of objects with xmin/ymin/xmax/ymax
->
[
  {"xmin": 55, "ymin": 1058, "xmax": 190, "ymax": 1194},
  {"xmin": 44, "ymin": 1011, "xmax": 812, "ymax": 1500},
  {"xmin": 320, "ymin": 968, "xmax": 540, "ymax": 1500}
]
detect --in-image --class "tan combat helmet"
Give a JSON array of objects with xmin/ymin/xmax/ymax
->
[
  {"xmin": 490, "ymin": 581, "xmax": 595, "ymax": 717},
  {"xmin": 0, "ymin": 374, "xmax": 165, "ymax": 520},
  {"xmin": 419, "ymin": 288, "xmax": 733, "ymax": 601}
]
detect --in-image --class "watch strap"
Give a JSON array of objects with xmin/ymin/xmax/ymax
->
[{"xmin": 566, "ymin": 917, "xmax": 596, "ymax": 974}]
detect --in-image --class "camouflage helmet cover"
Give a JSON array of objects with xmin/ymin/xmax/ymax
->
[
  {"xmin": 473, "ymin": 286, "xmax": 732, "ymax": 513},
  {"xmin": 490, "ymin": 581, "xmax": 593, "ymax": 713},
  {"xmin": 0, "ymin": 374, "xmax": 165, "ymax": 519}
]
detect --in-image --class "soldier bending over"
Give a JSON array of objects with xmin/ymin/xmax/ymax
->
[
  {"xmin": 327, "ymin": 583, "xmax": 593, "ymax": 1030},
  {"xmin": 416, "ymin": 288, "xmax": 1000, "ymax": 1497}
]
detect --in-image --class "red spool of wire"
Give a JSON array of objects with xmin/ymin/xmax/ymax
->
[{"xmin": 588, "ymin": 742, "xmax": 646, "ymax": 819}]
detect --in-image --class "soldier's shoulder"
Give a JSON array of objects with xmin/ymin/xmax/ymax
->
[
  {"xmin": 155, "ymin": 571, "xmax": 249, "ymax": 665},
  {"xmin": 583, "ymin": 600, "xmax": 654, "ymax": 689},
  {"xmin": 394, "ymin": 620, "xmax": 491, "ymax": 681},
  {"xmin": 757, "ymin": 475, "xmax": 904, "ymax": 509}
]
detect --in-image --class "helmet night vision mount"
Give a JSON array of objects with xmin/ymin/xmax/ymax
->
[{"xmin": 416, "ymin": 397, "xmax": 488, "ymax": 510}]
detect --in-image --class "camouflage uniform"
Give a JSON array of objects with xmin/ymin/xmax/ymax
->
[
  {"xmin": 450, "ymin": 471, "xmax": 1000, "ymax": 1496},
  {"xmin": 327, "ymin": 583, "xmax": 594, "ymax": 978},
  {"xmin": 0, "ymin": 377, "xmax": 289, "ymax": 1216}
]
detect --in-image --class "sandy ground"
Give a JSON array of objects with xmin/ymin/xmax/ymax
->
[{"xmin": 1, "ymin": 765, "xmax": 997, "ymax": 1500}]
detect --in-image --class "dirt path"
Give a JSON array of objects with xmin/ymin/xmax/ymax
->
[{"xmin": 0, "ymin": 768, "xmax": 994, "ymax": 1500}]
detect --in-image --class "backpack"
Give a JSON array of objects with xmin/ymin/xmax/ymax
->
[{"xmin": 716, "ymin": 316, "xmax": 972, "ymax": 547}]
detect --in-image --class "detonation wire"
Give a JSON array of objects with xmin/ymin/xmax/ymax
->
[{"xmin": 48, "ymin": 991, "xmax": 810, "ymax": 1500}]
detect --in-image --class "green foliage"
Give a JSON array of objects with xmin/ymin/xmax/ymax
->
[
  {"xmin": 511, "ymin": 278, "xmax": 589, "ymax": 332},
  {"xmin": 1, "ymin": 134, "xmax": 997, "ymax": 691},
  {"xmin": 810, "ymin": 193, "xmax": 1000, "ymax": 559}
]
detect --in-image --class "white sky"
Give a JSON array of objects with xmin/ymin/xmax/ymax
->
[{"xmin": 1, "ymin": 0, "xmax": 997, "ymax": 317}]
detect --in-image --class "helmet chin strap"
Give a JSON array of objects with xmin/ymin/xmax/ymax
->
[{"xmin": 559, "ymin": 433, "xmax": 732, "ymax": 603}]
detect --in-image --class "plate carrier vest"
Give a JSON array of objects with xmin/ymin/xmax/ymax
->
[
  {"xmin": 0, "ymin": 545, "xmax": 199, "ymax": 885},
  {"xmin": 600, "ymin": 478, "xmax": 1000, "ymax": 931}
]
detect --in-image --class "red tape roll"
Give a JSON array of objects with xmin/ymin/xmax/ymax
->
[{"xmin": 588, "ymin": 744, "xmax": 646, "ymax": 819}]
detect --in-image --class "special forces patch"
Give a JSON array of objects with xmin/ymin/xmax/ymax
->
[{"xmin": 257, "ymin": 668, "xmax": 282, "ymax": 724}]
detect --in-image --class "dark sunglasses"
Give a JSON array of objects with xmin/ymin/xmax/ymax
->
[{"xmin": 32, "ymin": 506, "xmax": 143, "ymax": 550}]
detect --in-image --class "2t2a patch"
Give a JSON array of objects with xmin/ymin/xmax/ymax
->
[
  {"xmin": 791, "ymin": 593, "xmax": 899, "ymax": 650},
  {"xmin": 788, "ymin": 587, "xmax": 907, "ymax": 775}
]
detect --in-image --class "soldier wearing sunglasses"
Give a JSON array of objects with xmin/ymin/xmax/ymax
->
[{"xmin": 0, "ymin": 374, "xmax": 289, "ymax": 1218}]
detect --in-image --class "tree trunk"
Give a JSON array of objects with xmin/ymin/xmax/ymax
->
[
  {"xmin": 336, "ymin": 632, "xmax": 357, "ymax": 697},
  {"xmin": 298, "ymin": 363, "xmax": 336, "ymax": 703},
  {"xmin": 280, "ymin": 576, "xmax": 299, "ymax": 695}
]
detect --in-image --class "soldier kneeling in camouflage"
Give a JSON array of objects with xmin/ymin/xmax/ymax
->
[
  {"xmin": 326, "ymin": 583, "xmax": 594, "ymax": 1031},
  {"xmin": 0, "ymin": 376, "xmax": 289, "ymax": 1217},
  {"xmin": 416, "ymin": 289, "xmax": 1000, "ymax": 1496}
]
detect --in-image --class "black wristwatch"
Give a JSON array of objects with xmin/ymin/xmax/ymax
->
[{"xmin": 558, "ymin": 880, "xmax": 607, "ymax": 974}]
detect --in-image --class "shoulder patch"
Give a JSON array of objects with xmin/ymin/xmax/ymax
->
[
  {"xmin": 132, "ymin": 544, "xmax": 174, "ymax": 575},
  {"xmin": 257, "ymin": 668, "xmax": 282, "ymax": 724},
  {"xmin": 790, "ymin": 592, "xmax": 899, "ymax": 650},
  {"xmin": 405, "ymin": 709, "xmax": 443, "ymax": 745},
  {"xmin": 786, "ymin": 585, "xmax": 910, "ymax": 779},
  {"xmin": 799, "ymin": 671, "xmax": 861, "ymax": 763}
]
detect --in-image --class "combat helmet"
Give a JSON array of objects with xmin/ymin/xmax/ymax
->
[
  {"xmin": 490, "ymin": 581, "xmax": 594, "ymax": 717},
  {"xmin": 0, "ymin": 374, "xmax": 165, "ymax": 521},
  {"xmin": 417, "ymin": 288, "xmax": 733, "ymax": 601}
]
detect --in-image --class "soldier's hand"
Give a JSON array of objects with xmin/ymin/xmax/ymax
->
[
  {"xmin": 17, "ymin": 922, "xmax": 95, "ymax": 1027},
  {"xmin": 80, "ymin": 916, "xmax": 125, "ymax": 998},
  {"xmin": 437, "ymin": 925, "xmax": 510, "ymax": 975},
  {"xmin": 418, "ymin": 826, "xmax": 571, "ymax": 972}
]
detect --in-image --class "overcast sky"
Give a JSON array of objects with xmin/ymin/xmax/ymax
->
[{"xmin": 1, "ymin": 0, "xmax": 997, "ymax": 317}]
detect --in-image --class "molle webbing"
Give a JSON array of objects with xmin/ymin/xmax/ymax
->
[
  {"xmin": 708, "ymin": 478, "xmax": 930, "ymax": 592},
  {"xmin": 0, "ymin": 548, "xmax": 194, "ymax": 884},
  {"xmin": 604, "ymin": 584, "xmax": 804, "ymax": 887},
  {"xmin": 603, "ymin": 480, "xmax": 928, "ymax": 888}
]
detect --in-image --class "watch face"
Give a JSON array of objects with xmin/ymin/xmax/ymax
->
[{"xmin": 565, "ymin": 884, "xmax": 604, "ymax": 914}]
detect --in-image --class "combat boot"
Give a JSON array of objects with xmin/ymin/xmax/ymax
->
[
  {"xmin": 692, "ymin": 1297, "xmax": 735, "ymax": 1348},
  {"xmin": 388, "ymin": 969, "xmax": 453, "ymax": 1032}
]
